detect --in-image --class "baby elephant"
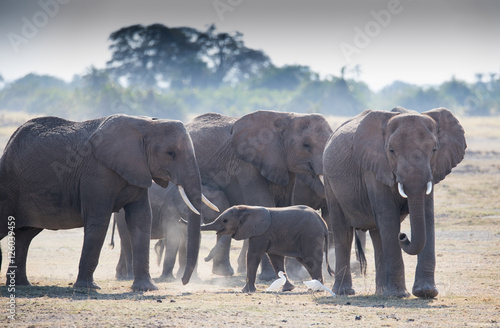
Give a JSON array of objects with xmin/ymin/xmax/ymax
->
[{"xmin": 201, "ymin": 205, "xmax": 333, "ymax": 293}]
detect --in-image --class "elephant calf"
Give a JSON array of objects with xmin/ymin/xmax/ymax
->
[{"xmin": 201, "ymin": 205, "xmax": 333, "ymax": 293}]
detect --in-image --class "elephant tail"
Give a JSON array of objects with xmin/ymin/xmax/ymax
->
[
  {"xmin": 355, "ymin": 229, "xmax": 367, "ymax": 276},
  {"xmin": 108, "ymin": 213, "xmax": 116, "ymax": 250},
  {"xmin": 324, "ymin": 232, "xmax": 334, "ymax": 277}
]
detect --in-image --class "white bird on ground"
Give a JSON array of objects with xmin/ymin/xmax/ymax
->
[
  {"xmin": 266, "ymin": 271, "xmax": 287, "ymax": 292},
  {"xmin": 303, "ymin": 279, "xmax": 336, "ymax": 298}
]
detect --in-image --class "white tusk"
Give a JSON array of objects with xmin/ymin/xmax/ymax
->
[
  {"xmin": 426, "ymin": 181, "xmax": 433, "ymax": 195},
  {"xmin": 202, "ymin": 194, "xmax": 220, "ymax": 212},
  {"xmin": 319, "ymin": 175, "xmax": 325, "ymax": 185},
  {"xmin": 178, "ymin": 185, "xmax": 200, "ymax": 215},
  {"xmin": 398, "ymin": 183, "xmax": 408, "ymax": 198}
]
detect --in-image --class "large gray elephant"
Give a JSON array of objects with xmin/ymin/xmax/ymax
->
[
  {"xmin": 114, "ymin": 182, "xmax": 228, "ymax": 280},
  {"xmin": 187, "ymin": 110, "xmax": 333, "ymax": 278},
  {"xmin": 200, "ymin": 205, "xmax": 333, "ymax": 293},
  {"xmin": 323, "ymin": 107, "xmax": 466, "ymax": 298},
  {"xmin": 0, "ymin": 114, "xmax": 207, "ymax": 291}
]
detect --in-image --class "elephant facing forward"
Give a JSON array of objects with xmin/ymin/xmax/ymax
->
[
  {"xmin": 200, "ymin": 205, "xmax": 334, "ymax": 293},
  {"xmin": 0, "ymin": 114, "xmax": 208, "ymax": 290},
  {"xmin": 323, "ymin": 107, "xmax": 466, "ymax": 298}
]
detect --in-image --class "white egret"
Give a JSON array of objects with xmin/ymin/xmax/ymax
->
[
  {"xmin": 266, "ymin": 271, "xmax": 286, "ymax": 292},
  {"xmin": 303, "ymin": 279, "xmax": 336, "ymax": 298},
  {"xmin": 266, "ymin": 271, "xmax": 287, "ymax": 303}
]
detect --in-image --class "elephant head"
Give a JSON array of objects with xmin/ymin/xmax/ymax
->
[
  {"xmin": 88, "ymin": 114, "xmax": 207, "ymax": 283},
  {"xmin": 201, "ymin": 205, "xmax": 272, "ymax": 240},
  {"xmin": 352, "ymin": 107, "xmax": 466, "ymax": 255},
  {"xmin": 230, "ymin": 110, "xmax": 332, "ymax": 186}
]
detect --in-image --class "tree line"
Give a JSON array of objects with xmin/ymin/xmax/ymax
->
[{"xmin": 0, "ymin": 24, "xmax": 499, "ymax": 122}]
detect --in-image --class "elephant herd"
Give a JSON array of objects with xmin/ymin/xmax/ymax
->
[{"xmin": 0, "ymin": 107, "xmax": 466, "ymax": 299}]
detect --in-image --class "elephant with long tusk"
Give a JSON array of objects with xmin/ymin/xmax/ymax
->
[
  {"xmin": 0, "ymin": 114, "xmax": 206, "ymax": 290},
  {"xmin": 323, "ymin": 106, "xmax": 466, "ymax": 298}
]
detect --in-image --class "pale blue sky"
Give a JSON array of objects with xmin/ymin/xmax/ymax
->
[{"xmin": 1, "ymin": 0, "xmax": 499, "ymax": 90}]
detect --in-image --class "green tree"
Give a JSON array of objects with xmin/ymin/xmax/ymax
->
[
  {"xmin": 107, "ymin": 24, "xmax": 207, "ymax": 88},
  {"xmin": 196, "ymin": 24, "xmax": 271, "ymax": 86}
]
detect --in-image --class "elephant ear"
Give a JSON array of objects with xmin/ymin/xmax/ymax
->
[
  {"xmin": 89, "ymin": 115, "xmax": 152, "ymax": 189},
  {"xmin": 423, "ymin": 108, "xmax": 467, "ymax": 183},
  {"xmin": 233, "ymin": 207, "xmax": 272, "ymax": 240},
  {"xmin": 352, "ymin": 110, "xmax": 399, "ymax": 186},
  {"xmin": 231, "ymin": 110, "xmax": 290, "ymax": 185}
]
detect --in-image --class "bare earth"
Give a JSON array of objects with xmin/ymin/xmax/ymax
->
[{"xmin": 1, "ymin": 115, "xmax": 499, "ymax": 327}]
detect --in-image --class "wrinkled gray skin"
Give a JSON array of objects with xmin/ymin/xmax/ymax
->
[
  {"xmin": 201, "ymin": 205, "xmax": 333, "ymax": 293},
  {"xmin": 187, "ymin": 110, "xmax": 332, "ymax": 279},
  {"xmin": 115, "ymin": 183, "xmax": 229, "ymax": 280},
  {"xmin": 323, "ymin": 107, "xmax": 466, "ymax": 298},
  {"xmin": 292, "ymin": 173, "xmax": 367, "ymax": 276},
  {"xmin": 0, "ymin": 114, "xmax": 204, "ymax": 291}
]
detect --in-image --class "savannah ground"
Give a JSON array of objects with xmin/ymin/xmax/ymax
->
[{"xmin": 0, "ymin": 113, "xmax": 499, "ymax": 327}]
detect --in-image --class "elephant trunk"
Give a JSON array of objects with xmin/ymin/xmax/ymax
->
[
  {"xmin": 200, "ymin": 220, "xmax": 222, "ymax": 232},
  {"xmin": 179, "ymin": 162, "xmax": 203, "ymax": 285},
  {"xmin": 399, "ymin": 190, "xmax": 427, "ymax": 255}
]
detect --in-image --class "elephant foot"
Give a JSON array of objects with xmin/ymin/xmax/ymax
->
[
  {"xmin": 282, "ymin": 281, "xmax": 295, "ymax": 292},
  {"xmin": 241, "ymin": 284, "xmax": 256, "ymax": 294},
  {"xmin": 73, "ymin": 279, "xmax": 101, "ymax": 290},
  {"xmin": 212, "ymin": 264, "xmax": 234, "ymax": 277},
  {"xmin": 333, "ymin": 284, "xmax": 355, "ymax": 296},
  {"xmin": 413, "ymin": 284, "xmax": 438, "ymax": 299},
  {"xmin": 7, "ymin": 274, "xmax": 30, "ymax": 286},
  {"xmin": 382, "ymin": 286, "xmax": 410, "ymax": 298},
  {"xmin": 131, "ymin": 277, "xmax": 158, "ymax": 291},
  {"xmin": 159, "ymin": 273, "xmax": 175, "ymax": 281}
]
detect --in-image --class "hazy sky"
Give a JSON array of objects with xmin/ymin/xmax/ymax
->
[{"xmin": 0, "ymin": 0, "xmax": 499, "ymax": 90}]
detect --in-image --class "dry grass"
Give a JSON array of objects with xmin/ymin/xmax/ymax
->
[{"xmin": 0, "ymin": 114, "xmax": 499, "ymax": 327}]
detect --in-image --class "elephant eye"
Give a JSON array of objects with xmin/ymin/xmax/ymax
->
[
  {"xmin": 223, "ymin": 219, "xmax": 228, "ymax": 224},
  {"xmin": 303, "ymin": 143, "xmax": 311, "ymax": 150},
  {"xmin": 432, "ymin": 146, "xmax": 437, "ymax": 153},
  {"xmin": 389, "ymin": 147, "xmax": 395, "ymax": 154},
  {"xmin": 167, "ymin": 151, "xmax": 176, "ymax": 159}
]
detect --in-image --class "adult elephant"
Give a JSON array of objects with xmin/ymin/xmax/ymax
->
[
  {"xmin": 188, "ymin": 110, "xmax": 333, "ymax": 278},
  {"xmin": 0, "ymin": 114, "xmax": 208, "ymax": 291},
  {"xmin": 323, "ymin": 107, "xmax": 466, "ymax": 298},
  {"xmin": 114, "ymin": 183, "xmax": 228, "ymax": 280}
]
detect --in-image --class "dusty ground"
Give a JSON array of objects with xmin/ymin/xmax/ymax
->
[{"xmin": 0, "ymin": 115, "xmax": 499, "ymax": 327}]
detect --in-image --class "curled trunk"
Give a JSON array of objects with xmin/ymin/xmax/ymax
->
[{"xmin": 399, "ymin": 193, "xmax": 426, "ymax": 255}]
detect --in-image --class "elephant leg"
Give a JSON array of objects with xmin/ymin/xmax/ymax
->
[
  {"xmin": 242, "ymin": 242, "xmax": 265, "ymax": 293},
  {"xmin": 116, "ymin": 212, "xmax": 133, "ymax": 280},
  {"xmin": 211, "ymin": 235, "xmax": 234, "ymax": 276},
  {"xmin": 123, "ymin": 196, "xmax": 158, "ymax": 291},
  {"xmin": 299, "ymin": 237, "xmax": 325, "ymax": 284},
  {"xmin": 268, "ymin": 254, "xmax": 294, "ymax": 292},
  {"xmin": 237, "ymin": 239, "xmax": 248, "ymax": 273},
  {"xmin": 365, "ymin": 175, "xmax": 409, "ymax": 298},
  {"xmin": 161, "ymin": 236, "xmax": 179, "ymax": 280},
  {"xmin": 369, "ymin": 229, "xmax": 386, "ymax": 295},
  {"xmin": 160, "ymin": 222, "xmax": 182, "ymax": 279},
  {"xmin": 6, "ymin": 227, "xmax": 43, "ymax": 286},
  {"xmin": 74, "ymin": 217, "xmax": 111, "ymax": 289},
  {"xmin": 326, "ymin": 185, "xmax": 355, "ymax": 295},
  {"xmin": 413, "ymin": 196, "xmax": 438, "ymax": 298}
]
